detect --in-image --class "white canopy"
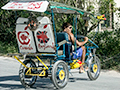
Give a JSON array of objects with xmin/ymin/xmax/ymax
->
[
  {"xmin": 2, "ymin": 0, "xmax": 92, "ymax": 15},
  {"xmin": 2, "ymin": 1, "xmax": 49, "ymax": 12}
]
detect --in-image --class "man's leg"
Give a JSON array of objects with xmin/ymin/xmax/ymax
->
[
  {"xmin": 81, "ymin": 46, "xmax": 86, "ymax": 63},
  {"xmin": 79, "ymin": 46, "xmax": 86, "ymax": 72}
]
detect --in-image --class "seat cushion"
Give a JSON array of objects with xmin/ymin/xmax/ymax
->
[{"xmin": 58, "ymin": 50, "xmax": 63, "ymax": 55}]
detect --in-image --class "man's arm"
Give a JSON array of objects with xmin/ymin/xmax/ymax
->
[
  {"xmin": 71, "ymin": 34, "xmax": 88, "ymax": 46},
  {"xmin": 76, "ymin": 37, "xmax": 88, "ymax": 46},
  {"xmin": 70, "ymin": 33, "xmax": 88, "ymax": 46}
]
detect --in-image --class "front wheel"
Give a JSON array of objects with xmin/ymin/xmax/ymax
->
[
  {"xmin": 87, "ymin": 56, "xmax": 101, "ymax": 80},
  {"xmin": 52, "ymin": 60, "xmax": 69, "ymax": 89},
  {"xmin": 19, "ymin": 60, "xmax": 37, "ymax": 87}
]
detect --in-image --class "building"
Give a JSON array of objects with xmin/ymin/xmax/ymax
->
[
  {"xmin": 114, "ymin": 0, "xmax": 120, "ymax": 29},
  {"xmin": 89, "ymin": 0, "xmax": 120, "ymax": 31}
]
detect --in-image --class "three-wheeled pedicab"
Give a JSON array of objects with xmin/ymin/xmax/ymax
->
[{"xmin": 2, "ymin": 0, "xmax": 105, "ymax": 89}]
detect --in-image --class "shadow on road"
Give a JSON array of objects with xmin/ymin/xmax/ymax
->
[
  {"xmin": 69, "ymin": 77, "xmax": 88, "ymax": 82},
  {"xmin": 0, "ymin": 75, "xmax": 23, "ymax": 89},
  {"xmin": 0, "ymin": 75, "xmax": 89, "ymax": 90},
  {"xmin": 0, "ymin": 75, "xmax": 54, "ymax": 90},
  {"xmin": 0, "ymin": 75, "xmax": 20, "ymax": 82},
  {"xmin": 32, "ymin": 78, "xmax": 55, "ymax": 90}
]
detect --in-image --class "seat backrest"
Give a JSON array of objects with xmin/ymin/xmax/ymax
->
[
  {"xmin": 57, "ymin": 32, "xmax": 72, "ymax": 59},
  {"xmin": 16, "ymin": 17, "xmax": 37, "ymax": 53},
  {"xmin": 57, "ymin": 32, "xmax": 69, "ymax": 42},
  {"xmin": 34, "ymin": 16, "xmax": 55, "ymax": 53},
  {"xmin": 16, "ymin": 16, "xmax": 55, "ymax": 54}
]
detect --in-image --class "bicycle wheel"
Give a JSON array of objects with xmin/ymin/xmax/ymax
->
[
  {"xmin": 52, "ymin": 60, "xmax": 69, "ymax": 89},
  {"xmin": 87, "ymin": 56, "xmax": 101, "ymax": 80},
  {"xmin": 19, "ymin": 60, "xmax": 37, "ymax": 87}
]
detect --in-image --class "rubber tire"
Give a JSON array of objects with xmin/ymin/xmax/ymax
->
[
  {"xmin": 87, "ymin": 56, "xmax": 101, "ymax": 80},
  {"xmin": 52, "ymin": 60, "xmax": 69, "ymax": 89},
  {"xmin": 19, "ymin": 60, "xmax": 37, "ymax": 87}
]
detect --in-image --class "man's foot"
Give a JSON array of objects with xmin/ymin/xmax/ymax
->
[
  {"xmin": 79, "ymin": 66, "xmax": 88, "ymax": 73},
  {"xmin": 79, "ymin": 69, "xmax": 85, "ymax": 73},
  {"xmin": 85, "ymin": 67, "xmax": 89, "ymax": 71},
  {"xmin": 79, "ymin": 66, "xmax": 85, "ymax": 73}
]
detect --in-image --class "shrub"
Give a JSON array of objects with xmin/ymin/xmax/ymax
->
[
  {"xmin": 0, "ymin": 41, "xmax": 18, "ymax": 55},
  {"xmin": 88, "ymin": 29, "xmax": 120, "ymax": 70}
]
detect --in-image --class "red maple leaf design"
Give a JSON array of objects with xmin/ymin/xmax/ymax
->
[
  {"xmin": 37, "ymin": 31, "xmax": 49, "ymax": 43},
  {"xmin": 20, "ymin": 34, "xmax": 28, "ymax": 41}
]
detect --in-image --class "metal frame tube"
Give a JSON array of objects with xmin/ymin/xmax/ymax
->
[{"xmin": 51, "ymin": 9, "xmax": 58, "ymax": 55}]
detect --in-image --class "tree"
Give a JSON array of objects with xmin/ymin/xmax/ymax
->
[
  {"xmin": 0, "ymin": 0, "xmax": 16, "ymax": 43},
  {"xmin": 50, "ymin": 0, "xmax": 99, "ymax": 36},
  {"xmin": 98, "ymin": 0, "xmax": 116, "ymax": 29}
]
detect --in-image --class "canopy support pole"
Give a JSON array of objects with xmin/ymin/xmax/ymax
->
[
  {"xmin": 73, "ymin": 13, "xmax": 78, "ymax": 59},
  {"xmin": 75, "ymin": 13, "xmax": 78, "ymax": 58},
  {"xmin": 51, "ymin": 9, "xmax": 58, "ymax": 55},
  {"xmin": 75, "ymin": 13, "xmax": 77, "ymax": 42},
  {"xmin": 15, "ymin": 11, "xmax": 17, "ymax": 20}
]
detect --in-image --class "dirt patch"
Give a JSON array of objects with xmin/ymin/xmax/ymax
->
[{"xmin": 101, "ymin": 70, "xmax": 120, "ymax": 77}]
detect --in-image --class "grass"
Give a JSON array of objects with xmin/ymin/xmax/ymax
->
[{"xmin": 0, "ymin": 41, "xmax": 18, "ymax": 55}]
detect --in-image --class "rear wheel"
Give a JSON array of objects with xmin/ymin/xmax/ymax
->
[
  {"xmin": 52, "ymin": 60, "xmax": 69, "ymax": 89},
  {"xmin": 87, "ymin": 56, "xmax": 101, "ymax": 80},
  {"xmin": 19, "ymin": 60, "xmax": 37, "ymax": 87}
]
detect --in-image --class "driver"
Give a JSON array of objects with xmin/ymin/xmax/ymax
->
[{"xmin": 62, "ymin": 22, "xmax": 88, "ymax": 73}]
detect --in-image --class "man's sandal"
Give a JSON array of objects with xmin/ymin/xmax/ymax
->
[
  {"xmin": 79, "ymin": 67, "xmax": 88, "ymax": 73},
  {"xmin": 79, "ymin": 70, "xmax": 85, "ymax": 73}
]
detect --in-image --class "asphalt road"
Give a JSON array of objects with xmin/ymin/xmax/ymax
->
[{"xmin": 0, "ymin": 56, "xmax": 120, "ymax": 90}]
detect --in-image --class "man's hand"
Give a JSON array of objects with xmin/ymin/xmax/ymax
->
[{"xmin": 84, "ymin": 37, "xmax": 88, "ymax": 43}]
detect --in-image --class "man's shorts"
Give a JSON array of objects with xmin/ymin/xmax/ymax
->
[{"xmin": 72, "ymin": 47, "xmax": 83, "ymax": 59}]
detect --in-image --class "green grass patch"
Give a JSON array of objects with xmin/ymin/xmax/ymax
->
[{"xmin": 0, "ymin": 41, "xmax": 18, "ymax": 55}]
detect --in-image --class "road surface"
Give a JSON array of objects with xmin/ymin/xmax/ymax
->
[{"xmin": 0, "ymin": 56, "xmax": 120, "ymax": 90}]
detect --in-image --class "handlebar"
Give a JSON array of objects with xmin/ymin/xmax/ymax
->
[
  {"xmin": 77, "ymin": 35, "xmax": 99, "ymax": 48},
  {"xmin": 88, "ymin": 39, "xmax": 99, "ymax": 48},
  {"xmin": 77, "ymin": 35, "xmax": 85, "ymax": 39}
]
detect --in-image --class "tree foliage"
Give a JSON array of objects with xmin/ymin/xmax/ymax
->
[
  {"xmin": 88, "ymin": 29, "xmax": 120, "ymax": 70},
  {"xmin": 0, "ymin": 0, "xmax": 16, "ymax": 43}
]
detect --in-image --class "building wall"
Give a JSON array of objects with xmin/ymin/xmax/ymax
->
[
  {"xmin": 87, "ymin": 0, "xmax": 120, "ymax": 32},
  {"xmin": 114, "ymin": 0, "xmax": 120, "ymax": 29},
  {"xmin": 93, "ymin": 0, "xmax": 120, "ymax": 30}
]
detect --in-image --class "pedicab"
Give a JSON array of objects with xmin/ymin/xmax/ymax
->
[{"xmin": 2, "ymin": 0, "xmax": 106, "ymax": 89}]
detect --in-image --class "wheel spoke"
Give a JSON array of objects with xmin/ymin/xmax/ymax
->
[
  {"xmin": 52, "ymin": 60, "xmax": 69, "ymax": 89},
  {"xmin": 87, "ymin": 56, "xmax": 101, "ymax": 80},
  {"xmin": 19, "ymin": 60, "xmax": 37, "ymax": 87}
]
